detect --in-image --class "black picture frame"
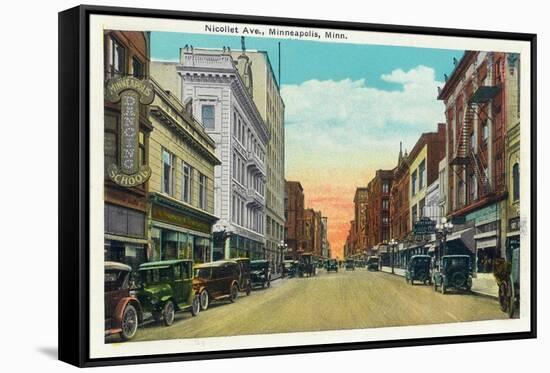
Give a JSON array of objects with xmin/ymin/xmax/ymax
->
[{"xmin": 58, "ymin": 4, "xmax": 537, "ymax": 368}]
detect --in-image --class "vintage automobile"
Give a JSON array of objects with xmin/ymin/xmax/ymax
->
[
  {"xmin": 105, "ymin": 261, "xmax": 142, "ymax": 340},
  {"xmin": 192, "ymin": 260, "xmax": 241, "ymax": 310},
  {"xmin": 366, "ymin": 256, "xmax": 380, "ymax": 271},
  {"xmin": 234, "ymin": 257, "xmax": 252, "ymax": 295},
  {"xmin": 405, "ymin": 255, "xmax": 432, "ymax": 285},
  {"xmin": 432, "ymin": 255, "xmax": 473, "ymax": 294},
  {"xmin": 282, "ymin": 260, "xmax": 298, "ymax": 278},
  {"xmin": 298, "ymin": 253, "xmax": 316, "ymax": 277},
  {"xmin": 136, "ymin": 259, "xmax": 200, "ymax": 326},
  {"xmin": 325, "ymin": 259, "xmax": 338, "ymax": 273},
  {"xmin": 250, "ymin": 260, "xmax": 271, "ymax": 288},
  {"xmin": 345, "ymin": 259, "xmax": 356, "ymax": 271}
]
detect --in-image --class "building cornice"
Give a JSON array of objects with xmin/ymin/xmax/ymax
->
[{"xmin": 438, "ymin": 51, "xmax": 477, "ymax": 101}]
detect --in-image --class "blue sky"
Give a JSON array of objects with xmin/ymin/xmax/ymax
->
[
  {"xmin": 151, "ymin": 32, "xmax": 463, "ymax": 89},
  {"xmin": 150, "ymin": 31, "xmax": 464, "ymax": 254}
]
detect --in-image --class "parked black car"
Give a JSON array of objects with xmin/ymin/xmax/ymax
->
[
  {"xmin": 433, "ymin": 255, "xmax": 473, "ymax": 294},
  {"xmin": 405, "ymin": 255, "xmax": 432, "ymax": 285},
  {"xmin": 250, "ymin": 260, "xmax": 271, "ymax": 288},
  {"xmin": 282, "ymin": 260, "xmax": 298, "ymax": 278},
  {"xmin": 366, "ymin": 256, "xmax": 380, "ymax": 271}
]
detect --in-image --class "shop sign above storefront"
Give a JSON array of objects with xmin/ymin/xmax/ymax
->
[
  {"xmin": 413, "ymin": 216, "xmax": 436, "ymax": 235},
  {"xmin": 105, "ymin": 76, "xmax": 155, "ymax": 187}
]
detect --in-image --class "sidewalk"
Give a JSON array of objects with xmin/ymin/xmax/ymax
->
[
  {"xmin": 380, "ymin": 266, "xmax": 405, "ymax": 277},
  {"xmin": 471, "ymin": 272, "xmax": 499, "ymax": 298},
  {"xmin": 380, "ymin": 266, "xmax": 498, "ymax": 298}
]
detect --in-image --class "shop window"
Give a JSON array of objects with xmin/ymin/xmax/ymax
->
[
  {"xmin": 177, "ymin": 232, "xmax": 192, "ymax": 260},
  {"xmin": 201, "ymin": 104, "xmax": 215, "ymax": 129},
  {"xmin": 161, "ymin": 230, "xmax": 178, "ymax": 260},
  {"xmin": 194, "ymin": 237, "xmax": 211, "ymax": 264},
  {"xmin": 512, "ymin": 163, "xmax": 520, "ymax": 201}
]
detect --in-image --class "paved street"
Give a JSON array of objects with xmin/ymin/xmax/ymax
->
[{"xmin": 116, "ymin": 269, "xmax": 506, "ymax": 343}]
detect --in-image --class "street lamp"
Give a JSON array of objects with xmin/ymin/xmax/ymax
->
[
  {"xmin": 435, "ymin": 217, "xmax": 453, "ymax": 259},
  {"xmin": 278, "ymin": 240, "xmax": 288, "ymax": 276},
  {"xmin": 388, "ymin": 238, "xmax": 398, "ymax": 274},
  {"xmin": 214, "ymin": 223, "xmax": 233, "ymax": 260}
]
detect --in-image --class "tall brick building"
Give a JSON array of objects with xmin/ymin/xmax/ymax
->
[
  {"xmin": 103, "ymin": 31, "xmax": 152, "ymax": 268},
  {"xmin": 390, "ymin": 143, "xmax": 410, "ymax": 241},
  {"xmin": 302, "ymin": 208, "xmax": 323, "ymax": 256},
  {"xmin": 365, "ymin": 170, "xmax": 393, "ymax": 253},
  {"xmin": 284, "ymin": 180, "xmax": 304, "ymax": 259},
  {"xmin": 438, "ymin": 51, "xmax": 512, "ymax": 272}
]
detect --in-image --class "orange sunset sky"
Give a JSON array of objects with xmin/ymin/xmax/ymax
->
[{"xmin": 282, "ymin": 69, "xmax": 449, "ymax": 258}]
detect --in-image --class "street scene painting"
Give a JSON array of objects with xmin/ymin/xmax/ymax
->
[{"xmin": 95, "ymin": 16, "xmax": 530, "ymax": 355}]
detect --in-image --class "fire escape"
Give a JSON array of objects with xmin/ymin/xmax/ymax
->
[{"xmin": 449, "ymin": 61, "xmax": 500, "ymax": 207}]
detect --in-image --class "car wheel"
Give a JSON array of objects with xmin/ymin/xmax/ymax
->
[
  {"xmin": 229, "ymin": 284, "xmax": 238, "ymax": 303},
  {"xmin": 441, "ymin": 282, "xmax": 446, "ymax": 295},
  {"xmin": 120, "ymin": 304, "xmax": 138, "ymax": 341},
  {"xmin": 191, "ymin": 295, "xmax": 200, "ymax": 316},
  {"xmin": 498, "ymin": 283, "xmax": 509, "ymax": 312},
  {"xmin": 199, "ymin": 290, "xmax": 209, "ymax": 311},
  {"xmin": 507, "ymin": 294, "xmax": 516, "ymax": 318},
  {"xmin": 162, "ymin": 301, "xmax": 175, "ymax": 326}
]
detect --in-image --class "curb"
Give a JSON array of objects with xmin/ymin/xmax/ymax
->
[
  {"xmin": 381, "ymin": 268, "xmax": 499, "ymax": 299},
  {"xmin": 470, "ymin": 289, "xmax": 498, "ymax": 299}
]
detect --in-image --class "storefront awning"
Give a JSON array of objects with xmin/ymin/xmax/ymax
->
[
  {"xmin": 105, "ymin": 233, "xmax": 148, "ymax": 245},
  {"xmin": 445, "ymin": 227, "xmax": 475, "ymax": 254}
]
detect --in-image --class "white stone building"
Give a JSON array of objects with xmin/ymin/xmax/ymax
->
[
  {"xmin": 228, "ymin": 48, "xmax": 286, "ymax": 272},
  {"xmin": 152, "ymin": 47, "xmax": 270, "ymax": 260}
]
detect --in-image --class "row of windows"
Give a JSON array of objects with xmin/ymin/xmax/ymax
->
[
  {"xmin": 162, "ymin": 149, "xmax": 208, "ymax": 210},
  {"xmin": 233, "ymin": 110, "xmax": 266, "ymax": 163},
  {"xmin": 232, "ymin": 151, "xmax": 265, "ymax": 196},
  {"xmin": 232, "ymin": 193, "xmax": 264, "ymax": 234},
  {"xmin": 266, "ymin": 216, "xmax": 284, "ymax": 241}
]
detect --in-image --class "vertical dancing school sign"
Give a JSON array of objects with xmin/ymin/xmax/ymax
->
[{"xmin": 105, "ymin": 76, "xmax": 154, "ymax": 187}]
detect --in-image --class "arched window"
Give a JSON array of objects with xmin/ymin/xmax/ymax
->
[{"xmin": 512, "ymin": 163, "xmax": 520, "ymax": 201}]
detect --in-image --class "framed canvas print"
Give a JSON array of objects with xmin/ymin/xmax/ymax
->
[{"xmin": 58, "ymin": 4, "xmax": 537, "ymax": 367}]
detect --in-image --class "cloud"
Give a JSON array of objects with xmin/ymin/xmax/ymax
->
[{"xmin": 281, "ymin": 65, "xmax": 446, "ymax": 257}]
